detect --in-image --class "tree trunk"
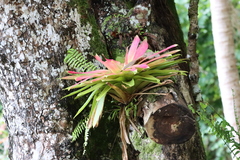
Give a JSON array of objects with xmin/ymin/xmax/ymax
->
[
  {"xmin": 0, "ymin": 0, "xmax": 206, "ymax": 159},
  {"xmin": 0, "ymin": 0, "xmax": 93, "ymax": 159},
  {"xmin": 210, "ymin": 0, "xmax": 240, "ymax": 159},
  {"xmin": 91, "ymin": 0, "xmax": 206, "ymax": 159}
]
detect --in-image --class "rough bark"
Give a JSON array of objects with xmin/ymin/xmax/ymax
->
[
  {"xmin": 210, "ymin": 0, "xmax": 240, "ymax": 159},
  {"xmin": 0, "ymin": 0, "xmax": 206, "ymax": 159},
  {"xmin": 91, "ymin": 0, "xmax": 206, "ymax": 159},
  {"xmin": 0, "ymin": 0, "xmax": 93, "ymax": 159},
  {"xmin": 188, "ymin": 0, "xmax": 201, "ymax": 102},
  {"xmin": 147, "ymin": 0, "xmax": 206, "ymax": 159}
]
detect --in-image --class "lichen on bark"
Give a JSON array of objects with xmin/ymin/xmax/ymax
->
[
  {"xmin": 0, "ymin": 0, "xmax": 94, "ymax": 159},
  {"xmin": 0, "ymin": 0, "xmax": 207, "ymax": 159}
]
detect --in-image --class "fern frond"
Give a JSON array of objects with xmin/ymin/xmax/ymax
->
[
  {"xmin": 189, "ymin": 103, "xmax": 240, "ymax": 157},
  {"xmin": 72, "ymin": 117, "xmax": 90, "ymax": 155},
  {"xmin": 64, "ymin": 49, "xmax": 98, "ymax": 72},
  {"xmin": 83, "ymin": 127, "xmax": 89, "ymax": 155},
  {"xmin": 72, "ymin": 118, "xmax": 87, "ymax": 142}
]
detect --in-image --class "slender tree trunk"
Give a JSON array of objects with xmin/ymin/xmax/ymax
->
[
  {"xmin": 149, "ymin": 1, "xmax": 205, "ymax": 159},
  {"xmin": 0, "ymin": 0, "xmax": 93, "ymax": 159},
  {"xmin": 210, "ymin": 0, "xmax": 240, "ymax": 159}
]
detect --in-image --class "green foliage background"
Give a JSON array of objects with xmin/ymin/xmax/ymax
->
[
  {"xmin": 176, "ymin": 0, "xmax": 240, "ymax": 159},
  {"xmin": 0, "ymin": 103, "xmax": 9, "ymax": 160}
]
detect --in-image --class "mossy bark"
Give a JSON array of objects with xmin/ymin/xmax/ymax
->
[
  {"xmin": 68, "ymin": 0, "xmax": 124, "ymax": 159},
  {"xmin": 0, "ymin": 0, "xmax": 206, "ymax": 159},
  {"xmin": 87, "ymin": 0, "xmax": 206, "ymax": 159}
]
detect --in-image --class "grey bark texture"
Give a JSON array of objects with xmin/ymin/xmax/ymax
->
[
  {"xmin": 0, "ymin": 0, "xmax": 92, "ymax": 159},
  {"xmin": 0, "ymin": 0, "xmax": 206, "ymax": 159}
]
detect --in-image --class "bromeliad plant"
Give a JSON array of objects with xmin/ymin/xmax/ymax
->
[{"xmin": 62, "ymin": 35, "xmax": 186, "ymax": 159}]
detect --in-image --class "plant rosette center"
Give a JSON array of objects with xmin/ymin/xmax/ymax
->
[{"xmin": 62, "ymin": 35, "xmax": 186, "ymax": 159}]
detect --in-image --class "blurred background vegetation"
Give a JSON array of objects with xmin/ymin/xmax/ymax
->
[
  {"xmin": 176, "ymin": 0, "xmax": 240, "ymax": 159},
  {"xmin": 0, "ymin": 103, "xmax": 8, "ymax": 160},
  {"xmin": 0, "ymin": 0, "xmax": 240, "ymax": 159}
]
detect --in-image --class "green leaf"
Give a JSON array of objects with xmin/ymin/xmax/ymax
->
[
  {"xmin": 75, "ymin": 83, "xmax": 105, "ymax": 99},
  {"xmin": 153, "ymin": 59, "xmax": 185, "ymax": 70},
  {"xmin": 96, "ymin": 85, "xmax": 111, "ymax": 101},
  {"xmin": 133, "ymin": 80, "xmax": 150, "ymax": 92},
  {"xmin": 62, "ymin": 84, "xmax": 95, "ymax": 99},
  {"xmin": 74, "ymin": 90, "xmax": 97, "ymax": 118},
  {"xmin": 165, "ymin": 54, "xmax": 181, "ymax": 60},
  {"xmin": 133, "ymin": 75, "xmax": 160, "ymax": 83},
  {"xmin": 93, "ymin": 95, "xmax": 106, "ymax": 127},
  {"xmin": 141, "ymin": 69, "xmax": 181, "ymax": 76},
  {"xmin": 102, "ymin": 71, "xmax": 135, "ymax": 82},
  {"xmin": 121, "ymin": 70, "xmax": 136, "ymax": 80},
  {"xmin": 102, "ymin": 76, "xmax": 125, "ymax": 82},
  {"xmin": 87, "ymin": 94, "xmax": 98, "ymax": 128},
  {"xmin": 147, "ymin": 59, "xmax": 166, "ymax": 68},
  {"xmin": 87, "ymin": 93, "xmax": 106, "ymax": 128},
  {"xmin": 68, "ymin": 80, "xmax": 99, "ymax": 89},
  {"xmin": 123, "ymin": 79, "xmax": 135, "ymax": 87}
]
